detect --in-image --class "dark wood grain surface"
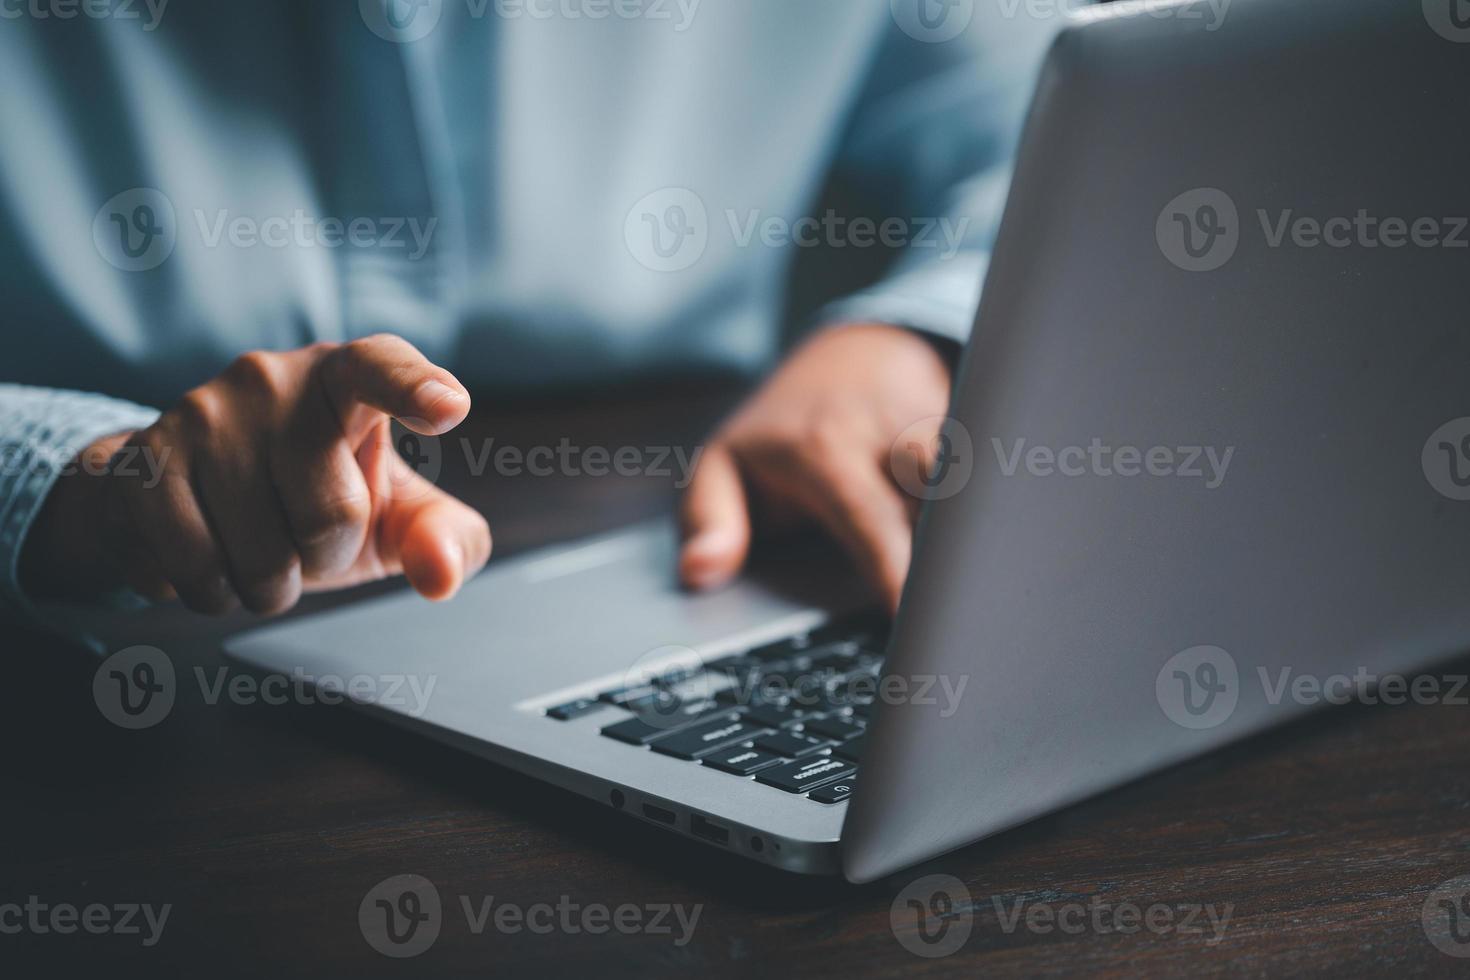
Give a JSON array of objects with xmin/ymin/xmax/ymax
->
[{"xmin": 5, "ymin": 381, "xmax": 1470, "ymax": 978}]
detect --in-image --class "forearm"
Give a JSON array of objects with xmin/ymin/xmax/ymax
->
[{"xmin": 0, "ymin": 384, "xmax": 159, "ymax": 620}]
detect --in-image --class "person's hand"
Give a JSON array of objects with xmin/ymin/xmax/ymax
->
[
  {"xmin": 678, "ymin": 322, "xmax": 952, "ymax": 613},
  {"xmin": 20, "ymin": 335, "xmax": 492, "ymax": 615}
]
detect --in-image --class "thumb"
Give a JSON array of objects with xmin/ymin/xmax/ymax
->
[{"xmin": 678, "ymin": 443, "xmax": 751, "ymax": 591}]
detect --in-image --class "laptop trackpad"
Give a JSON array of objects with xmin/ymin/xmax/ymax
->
[{"xmin": 224, "ymin": 521, "xmax": 867, "ymax": 709}]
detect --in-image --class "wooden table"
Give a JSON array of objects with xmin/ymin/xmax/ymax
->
[{"xmin": 5, "ymin": 381, "xmax": 1470, "ymax": 977}]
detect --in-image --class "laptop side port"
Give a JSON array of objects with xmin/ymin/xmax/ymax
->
[
  {"xmin": 689, "ymin": 814, "xmax": 729, "ymax": 846},
  {"xmin": 642, "ymin": 803, "xmax": 676, "ymax": 825}
]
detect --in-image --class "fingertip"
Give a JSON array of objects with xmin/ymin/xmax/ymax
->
[
  {"xmin": 679, "ymin": 528, "xmax": 743, "ymax": 591},
  {"xmin": 402, "ymin": 525, "xmax": 464, "ymax": 601},
  {"xmin": 410, "ymin": 379, "xmax": 471, "ymax": 434}
]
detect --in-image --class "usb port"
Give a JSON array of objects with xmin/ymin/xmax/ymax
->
[
  {"xmin": 642, "ymin": 803, "xmax": 676, "ymax": 825},
  {"xmin": 689, "ymin": 814, "xmax": 729, "ymax": 846}
]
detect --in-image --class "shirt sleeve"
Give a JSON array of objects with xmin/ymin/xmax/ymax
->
[
  {"xmin": 812, "ymin": 5, "xmax": 1069, "ymax": 344},
  {"xmin": 0, "ymin": 383, "xmax": 160, "ymax": 629}
]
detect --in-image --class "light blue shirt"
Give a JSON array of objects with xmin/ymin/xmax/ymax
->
[{"xmin": 0, "ymin": 0, "xmax": 1062, "ymax": 620}]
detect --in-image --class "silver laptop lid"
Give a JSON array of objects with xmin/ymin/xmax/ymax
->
[{"xmin": 844, "ymin": 0, "xmax": 1470, "ymax": 882}]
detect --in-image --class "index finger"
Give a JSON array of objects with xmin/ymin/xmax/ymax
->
[
  {"xmin": 798, "ymin": 454, "xmax": 914, "ymax": 614},
  {"xmin": 318, "ymin": 334, "xmax": 470, "ymax": 437}
]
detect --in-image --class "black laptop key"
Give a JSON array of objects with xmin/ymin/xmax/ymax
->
[
  {"xmin": 601, "ymin": 715, "xmax": 674, "ymax": 746},
  {"xmin": 752, "ymin": 730, "xmax": 831, "ymax": 757},
  {"xmin": 620, "ymin": 690, "xmax": 678, "ymax": 715},
  {"xmin": 809, "ymin": 778, "xmax": 856, "ymax": 804},
  {"xmin": 747, "ymin": 635, "xmax": 812, "ymax": 662},
  {"xmin": 743, "ymin": 702, "xmax": 802, "ymax": 729},
  {"xmin": 708, "ymin": 656, "xmax": 762, "ymax": 685},
  {"xmin": 599, "ymin": 684, "xmax": 660, "ymax": 707},
  {"xmin": 802, "ymin": 715, "xmax": 864, "ymax": 741},
  {"xmin": 755, "ymin": 756, "xmax": 857, "ymax": 793},
  {"xmin": 635, "ymin": 695, "xmax": 722, "ymax": 726},
  {"xmin": 599, "ymin": 698, "xmax": 722, "ymax": 743},
  {"xmin": 832, "ymin": 736, "xmax": 866, "ymax": 762},
  {"xmin": 702, "ymin": 746, "xmax": 784, "ymax": 776},
  {"xmin": 807, "ymin": 650, "xmax": 858, "ymax": 672},
  {"xmin": 650, "ymin": 715, "xmax": 767, "ymax": 760},
  {"xmin": 809, "ymin": 611, "xmax": 887, "ymax": 647},
  {"xmin": 546, "ymin": 698, "xmax": 603, "ymax": 721}
]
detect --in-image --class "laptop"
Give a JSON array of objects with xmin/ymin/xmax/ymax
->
[{"xmin": 226, "ymin": 0, "xmax": 1470, "ymax": 882}]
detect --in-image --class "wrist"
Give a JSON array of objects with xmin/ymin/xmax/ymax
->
[{"xmin": 18, "ymin": 431, "xmax": 135, "ymax": 602}]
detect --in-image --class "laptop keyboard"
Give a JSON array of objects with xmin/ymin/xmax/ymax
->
[{"xmin": 544, "ymin": 613, "xmax": 887, "ymax": 805}]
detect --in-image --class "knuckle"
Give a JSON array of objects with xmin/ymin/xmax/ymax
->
[
  {"xmin": 805, "ymin": 414, "xmax": 850, "ymax": 456},
  {"xmin": 171, "ymin": 386, "xmax": 223, "ymax": 437},
  {"xmin": 328, "ymin": 336, "xmax": 381, "ymax": 379},
  {"xmin": 298, "ymin": 494, "xmax": 373, "ymax": 551},
  {"xmin": 175, "ymin": 572, "xmax": 237, "ymax": 616},
  {"xmin": 122, "ymin": 426, "xmax": 183, "ymax": 488},
  {"xmin": 226, "ymin": 350, "xmax": 286, "ymax": 398},
  {"xmin": 237, "ymin": 558, "xmax": 302, "ymax": 615}
]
